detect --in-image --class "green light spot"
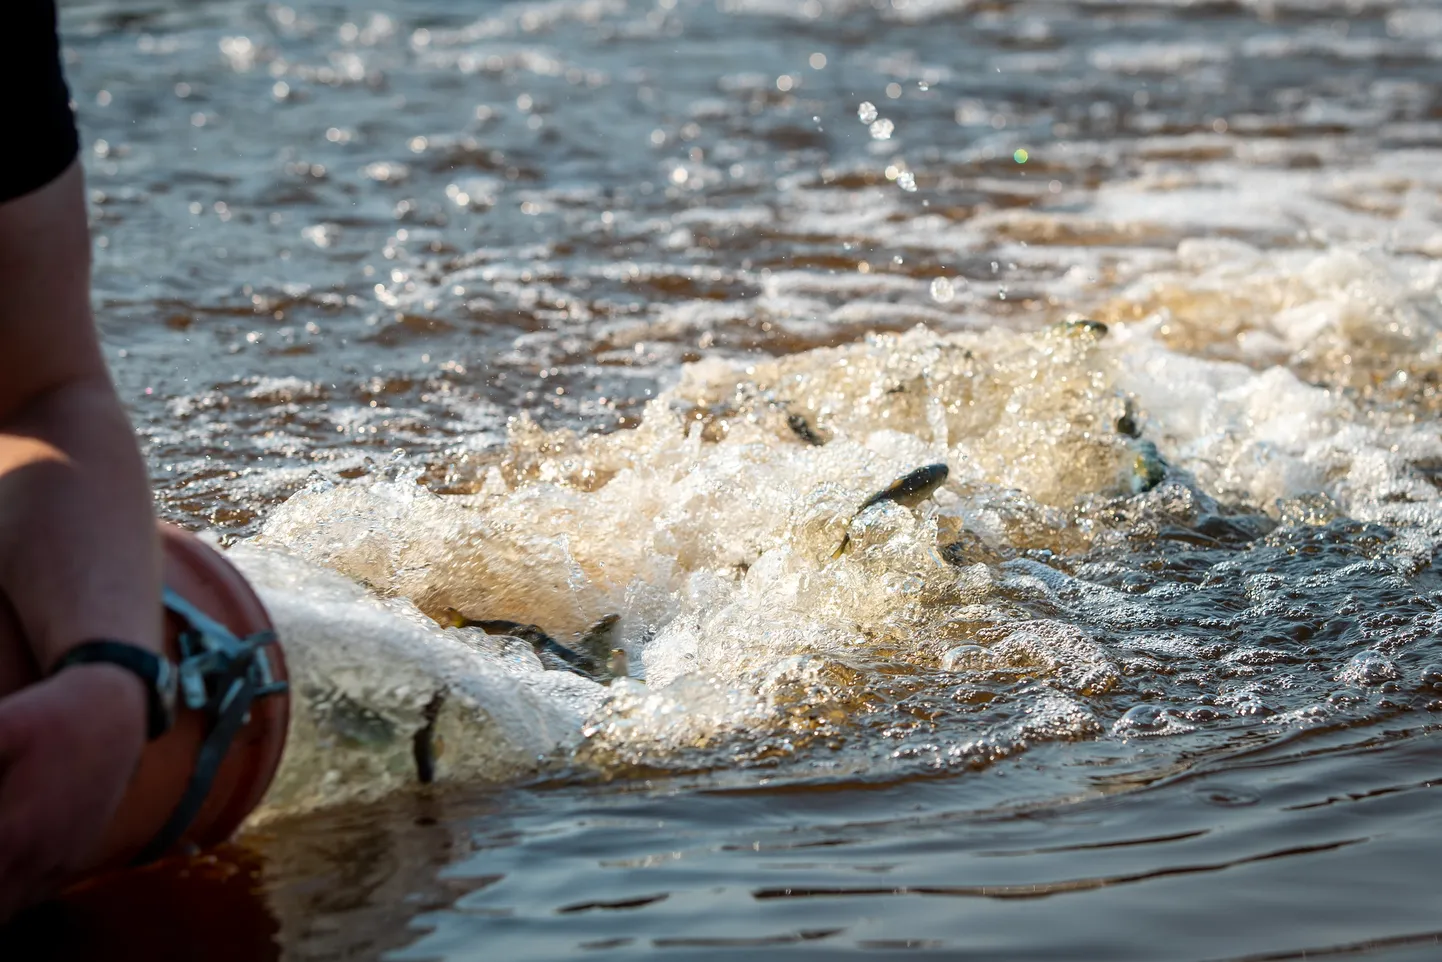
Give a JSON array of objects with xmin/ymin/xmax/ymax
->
[{"xmin": 1014, "ymin": 148, "xmax": 1029, "ymax": 164}]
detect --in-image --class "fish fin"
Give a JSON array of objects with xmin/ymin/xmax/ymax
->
[
  {"xmin": 412, "ymin": 690, "xmax": 445, "ymax": 784},
  {"xmin": 474, "ymin": 619, "xmax": 537, "ymax": 636},
  {"xmin": 831, "ymin": 533, "xmax": 851, "ymax": 559}
]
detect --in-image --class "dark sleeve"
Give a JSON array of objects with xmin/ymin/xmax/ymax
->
[{"xmin": 0, "ymin": 1, "xmax": 82, "ymax": 203}]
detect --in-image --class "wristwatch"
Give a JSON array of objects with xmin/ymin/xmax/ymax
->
[{"xmin": 50, "ymin": 641, "xmax": 178, "ymax": 741}]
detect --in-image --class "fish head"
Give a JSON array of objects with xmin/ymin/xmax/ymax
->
[{"xmin": 881, "ymin": 462, "xmax": 950, "ymax": 508}]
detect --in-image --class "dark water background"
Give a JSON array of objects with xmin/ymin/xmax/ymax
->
[{"xmin": 14, "ymin": 0, "xmax": 1442, "ymax": 958}]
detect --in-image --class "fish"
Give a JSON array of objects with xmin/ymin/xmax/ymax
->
[
  {"xmin": 574, "ymin": 613, "xmax": 631, "ymax": 683},
  {"xmin": 832, "ymin": 462, "xmax": 950, "ymax": 558},
  {"xmin": 606, "ymin": 647, "xmax": 630, "ymax": 681},
  {"xmin": 457, "ymin": 617, "xmax": 600, "ymax": 677},
  {"xmin": 1129, "ymin": 439, "xmax": 1166, "ymax": 493},
  {"xmin": 441, "ymin": 609, "xmax": 628, "ymax": 681},
  {"xmin": 787, "ymin": 412, "xmax": 827, "ymax": 446},
  {"xmin": 412, "ymin": 690, "xmax": 445, "ymax": 785},
  {"xmin": 1052, "ymin": 318, "xmax": 1108, "ymax": 338},
  {"xmin": 574, "ymin": 613, "xmax": 621, "ymax": 667}
]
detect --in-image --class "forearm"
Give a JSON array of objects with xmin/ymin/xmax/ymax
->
[
  {"xmin": 0, "ymin": 159, "xmax": 161, "ymax": 678},
  {"xmin": 0, "ymin": 378, "xmax": 160, "ymax": 671},
  {"xmin": 0, "ymin": 4, "xmax": 159, "ymax": 915}
]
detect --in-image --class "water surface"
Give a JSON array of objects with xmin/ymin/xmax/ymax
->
[{"xmin": 23, "ymin": 0, "xmax": 1442, "ymax": 957}]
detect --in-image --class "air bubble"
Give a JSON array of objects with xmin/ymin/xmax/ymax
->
[
  {"xmin": 941, "ymin": 645, "xmax": 993, "ymax": 671},
  {"xmin": 1112, "ymin": 704, "xmax": 1191, "ymax": 738},
  {"xmin": 1336, "ymin": 650, "xmax": 1401, "ymax": 687}
]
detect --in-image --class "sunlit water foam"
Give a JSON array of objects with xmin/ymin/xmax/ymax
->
[{"xmin": 243, "ymin": 268, "xmax": 1442, "ymax": 818}]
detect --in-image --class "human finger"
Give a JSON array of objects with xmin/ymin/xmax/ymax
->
[{"xmin": 0, "ymin": 757, "xmax": 65, "ymax": 921}]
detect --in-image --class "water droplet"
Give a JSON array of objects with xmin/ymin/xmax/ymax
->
[
  {"xmin": 930, "ymin": 277, "xmax": 955, "ymax": 303},
  {"xmin": 869, "ymin": 118, "xmax": 894, "ymax": 141},
  {"xmin": 857, "ymin": 101, "xmax": 878, "ymax": 124}
]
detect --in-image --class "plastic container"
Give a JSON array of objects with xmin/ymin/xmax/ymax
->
[{"xmin": 81, "ymin": 523, "xmax": 290, "ymax": 874}]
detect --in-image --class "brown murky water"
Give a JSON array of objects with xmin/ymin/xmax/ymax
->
[{"xmin": 12, "ymin": 0, "xmax": 1442, "ymax": 958}]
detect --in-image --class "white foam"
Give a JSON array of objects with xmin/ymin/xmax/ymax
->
[{"xmin": 231, "ymin": 543, "xmax": 605, "ymax": 820}]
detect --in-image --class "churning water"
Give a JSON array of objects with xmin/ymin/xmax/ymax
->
[{"xmin": 24, "ymin": 0, "xmax": 1442, "ymax": 958}]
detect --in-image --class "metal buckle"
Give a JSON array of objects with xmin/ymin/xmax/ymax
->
[
  {"xmin": 130, "ymin": 587, "xmax": 289, "ymax": 866},
  {"xmin": 153, "ymin": 655, "xmax": 179, "ymax": 734},
  {"xmin": 164, "ymin": 587, "xmax": 289, "ymax": 713}
]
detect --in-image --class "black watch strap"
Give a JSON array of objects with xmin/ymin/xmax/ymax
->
[{"xmin": 51, "ymin": 641, "xmax": 177, "ymax": 741}]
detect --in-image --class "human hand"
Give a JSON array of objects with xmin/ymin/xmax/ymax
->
[{"xmin": 0, "ymin": 664, "xmax": 146, "ymax": 920}]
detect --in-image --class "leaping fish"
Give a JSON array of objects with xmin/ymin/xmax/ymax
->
[{"xmin": 832, "ymin": 463, "xmax": 950, "ymax": 559}]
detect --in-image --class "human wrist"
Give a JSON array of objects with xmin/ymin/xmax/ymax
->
[
  {"xmin": 51, "ymin": 661, "xmax": 149, "ymax": 746},
  {"xmin": 51, "ymin": 640, "xmax": 174, "ymax": 741}
]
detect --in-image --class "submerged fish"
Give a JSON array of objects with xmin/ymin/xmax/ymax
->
[
  {"xmin": 832, "ymin": 462, "xmax": 950, "ymax": 558},
  {"xmin": 1052, "ymin": 318, "xmax": 1108, "ymax": 339},
  {"xmin": 441, "ymin": 610, "xmax": 628, "ymax": 682},
  {"xmin": 606, "ymin": 647, "xmax": 630, "ymax": 680},
  {"xmin": 573, "ymin": 613, "xmax": 631, "ymax": 683},
  {"xmin": 466, "ymin": 618, "xmax": 598, "ymax": 676},
  {"xmin": 787, "ymin": 412, "xmax": 828, "ymax": 446},
  {"xmin": 412, "ymin": 690, "xmax": 445, "ymax": 785},
  {"xmin": 574, "ymin": 613, "xmax": 620, "ymax": 666},
  {"xmin": 1129, "ymin": 438, "xmax": 1167, "ymax": 493}
]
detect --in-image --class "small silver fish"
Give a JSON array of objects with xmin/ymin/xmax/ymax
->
[
  {"xmin": 575, "ymin": 613, "xmax": 621, "ymax": 667},
  {"xmin": 606, "ymin": 647, "xmax": 629, "ymax": 681},
  {"xmin": 1052, "ymin": 318, "xmax": 1108, "ymax": 339},
  {"xmin": 576, "ymin": 614, "xmax": 631, "ymax": 684},
  {"xmin": 832, "ymin": 463, "xmax": 950, "ymax": 558},
  {"xmin": 453, "ymin": 616, "xmax": 600, "ymax": 677},
  {"xmin": 442, "ymin": 609, "xmax": 628, "ymax": 682}
]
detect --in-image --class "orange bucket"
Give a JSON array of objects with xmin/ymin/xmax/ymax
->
[{"xmin": 76, "ymin": 523, "xmax": 290, "ymax": 877}]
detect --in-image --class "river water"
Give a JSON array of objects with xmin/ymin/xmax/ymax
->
[{"xmin": 21, "ymin": 0, "xmax": 1442, "ymax": 958}]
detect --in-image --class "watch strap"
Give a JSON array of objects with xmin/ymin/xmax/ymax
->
[{"xmin": 51, "ymin": 641, "xmax": 176, "ymax": 741}]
